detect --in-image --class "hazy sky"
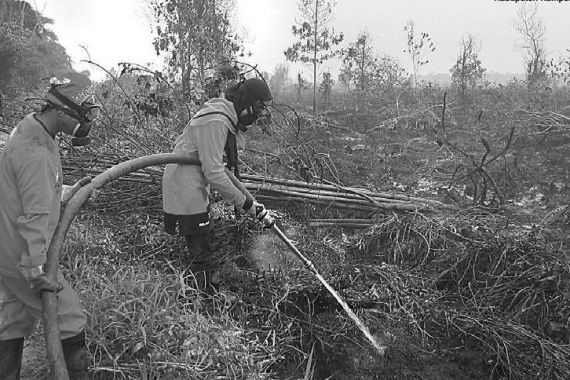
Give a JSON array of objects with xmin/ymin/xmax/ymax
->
[{"xmin": 31, "ymin": 0, "xmax": 570, "ymax": 81}]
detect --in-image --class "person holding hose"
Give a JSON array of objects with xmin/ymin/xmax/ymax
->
[
  {"xmin": 0, "ymin": 74, "xmax": 100, "ymax": 379},
  {"xmin": 162, "ymin": 77, "xmax": 272, "ymax": 293}
]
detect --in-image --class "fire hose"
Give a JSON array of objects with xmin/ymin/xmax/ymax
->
[
  {"xmin": 43, "ymin": 153, "xmax": 385, "ymax": 379},
  {"xmin": 43, "ymin": 154, "xmax": 202, "ymax": 379}
]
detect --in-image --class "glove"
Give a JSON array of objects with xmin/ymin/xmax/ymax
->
[
  {"xmin": 20, "ymin": 265, "xmax": 63, "ymax": 294},
  {"xmin": 247, "ymin": 201, "xmax": 265, "ymax": 219},
  {"xmin": 30, "ymin": 275, "xmax": 64, "ymax": 294},
  {"xmin": 247, "ymin": 201, "xmax": 275, "ymax": 228}
]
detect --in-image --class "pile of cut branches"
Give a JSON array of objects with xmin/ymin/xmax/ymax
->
[
  {"xmin": 334, "ymin": 208, "xmax": 570, "ymax": 379},
  {"xmin": 241, "ymin": 174, "xmax": 450, "ymax": 213},
  {"xmin": 60, "ymin": 152, "xmax": 450, "ymax": 218}
]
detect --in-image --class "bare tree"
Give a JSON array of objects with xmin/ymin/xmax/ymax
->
[
  {"xmin": 513, "ymin": 3, "xmax": 547, "ymax": 86},
  {"xmin": 403, "ymin": 20, "xmax": 435, "ymax": 87},
  {"xmin": 450, "ymin": 34, "xmax": 485, "ymax": 98}
]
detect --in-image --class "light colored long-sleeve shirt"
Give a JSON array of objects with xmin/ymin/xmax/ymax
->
[
  {"xmin": 162, "ymin": 98, "xmax": 247, "ymax": 215},
  {"xmin": 0, "ymin": 114, "xmax": 62, "ymax": 278}
]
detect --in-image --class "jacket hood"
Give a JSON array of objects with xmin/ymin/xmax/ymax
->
[{"xmin": 189, "ymin": 98, "xmax": 239, "ymax": 134}]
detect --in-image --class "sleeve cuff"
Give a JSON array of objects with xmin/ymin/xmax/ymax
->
[
  {"xmin": 19, "ymin": 254, "xmax": 47, "ymax": 269},
  {"xmin": 242, "ymin": 198, "xmax": 253, "ymax": 211}
]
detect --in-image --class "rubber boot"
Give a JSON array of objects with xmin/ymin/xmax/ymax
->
[
  {"xmin": 0, "ymin": 337, "xmax": 24, "ymax": 380},
  {"xmin": 61, "ymin": 332, "xmax": 88, "ymax": 380}
]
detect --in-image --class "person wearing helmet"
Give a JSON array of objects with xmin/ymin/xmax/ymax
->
[
  {"xmin": 162, "ymin": 77, "xmax": 272, "ymax": 293},
  {"xmin": 0, "ymin": 74, "xmax": 100, "ymax": 379}
]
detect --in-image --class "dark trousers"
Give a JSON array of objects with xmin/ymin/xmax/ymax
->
[
  {"xmin": 184, "ymin": 231, "xmax": 215, "ymax": 273},
  {"xmin": 185, "ymin": 231, "xmax": 221, "ymax": 289},
  {"xmin": 164, "ymin": 211, "xmax": 219, "ymax": 289}
]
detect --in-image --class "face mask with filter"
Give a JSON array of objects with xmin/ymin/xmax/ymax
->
[
  {"xmin": 237, "ymin": 100, "xmax": 272, "ymax": 131},
  {"xmin": 47, "ymin": 85, "xmax": 101, "ymax": 146}
]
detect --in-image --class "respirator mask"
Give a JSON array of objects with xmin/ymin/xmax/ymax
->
[
  {"xmin": 47, "ymin": 85, "xmax": 101, "ymax": 146},
  {"xmin": 237, "ymin": 100, "xmax": 272, "ymax": 132}
]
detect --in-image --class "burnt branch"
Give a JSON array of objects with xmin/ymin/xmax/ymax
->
[{"xmin": 439, "ymin": 93, "xmax": 516, "ymax": 204}]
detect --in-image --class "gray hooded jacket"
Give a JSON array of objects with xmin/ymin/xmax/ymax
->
[{"xmin": 162, "ymin": 98, "xmax": 247, "ymax": 216}]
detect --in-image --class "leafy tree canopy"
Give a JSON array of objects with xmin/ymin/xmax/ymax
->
[
  {"xmin": 0, "ymin": 0, "xmax": 73, "ymax": 95},
  {"xmin": 450, "ymin": 35, "xmax": 486, "ymax": 95},
  {"xmin": 150, "ymin": 0, "xmax": 243, "ymax": 101},
  {"xmin": 284, "ymin": 0, "xmax": 343, "ymax": 114}
]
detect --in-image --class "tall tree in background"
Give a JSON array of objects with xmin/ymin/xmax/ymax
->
[
  {"xmin": 450, "ymin": 34, "xmax": 485, "ymax": 97},
  {"xmin": 340, "ymin": 31, "xmax": 376, "ymax": 96},
  {"xmin": 295, "ymin": 72, "xmax": 308, "ymax": 104},
  {"xmin": 0, "ymin": 0, "xmax": 54, "ymax": 37},
  {"xmin": 373, "ymin": 55, "xmax": 408, "ymax": 99},
  {"xmin": 0, "ymin": 24, "xmax": 27, "ymax": 93},
  {"xmin": 319, "ymin": 71, "xmax": 333, "ymax": 108},
  {"xmin": 338, "ymin": 66, "xmax": 352, "ymax": 92},
  {"xmin": 269, "ymin": 63, "xmax": 291, "ymax": 98},
  {"xmin": 513, "ymin": 3, "xmax": 547, "ymax": 86},
  {"xmin": 0, "ymin": 0, "xmax": 72, "ymax": 95},
  {"xmin": 403, "ymin": 20, "xmax": 435, "ymax": 87},
  {"xmin": 284, "ymin": 0, "xmax": 343, "ymax": 115},
  {"xmin": 339, "ymin": 31, "xmax": 407, "ymax": 104},
  {"xmin": 150, "ymin": 0, "xmax": 242, "ymax": 100}
]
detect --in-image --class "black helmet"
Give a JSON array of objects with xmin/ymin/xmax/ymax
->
[
  {"xmin": 225, "ymin": 78, "xmax": 272, "ymax": 113},
  {"xmin": 45, "ymin": 73, "xmax": 101, "ymax": 145},
  {"xmin": 241, "ymin": 77, "xmax": 272, "ymax": 102}
]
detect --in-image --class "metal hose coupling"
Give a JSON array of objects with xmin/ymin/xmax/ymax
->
[{"xmin": 255, "ymin": 206, "xmax": 275, "ymax": 228}]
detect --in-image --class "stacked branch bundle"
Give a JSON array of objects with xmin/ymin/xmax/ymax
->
[
  {"xmin": 61, "ymin": 155, "xmax": 450, "ymax": 220},
  {"xmin": 240, "ymin": 174, "xmax": 450, "ymax": 213}
]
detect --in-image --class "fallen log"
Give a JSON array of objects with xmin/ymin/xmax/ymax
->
[
  {"xmin": 255, "ymin": 194, "xmax": 413, "ymax": 213},
  {"xmin": 245, "ymin": 182, "xmax": 404, "ymax": 203},
  {"xmin": 243, "ymin": 181, "xmax": 433, "ymax": 211},
  {"xmin": 248, "ymin": 185, "xmax": 432, "ymax": 212},
  {"xmin": 61, "ymin": 156, "xmax": 449, "ymax": 213},
  {"xmin": 308, "ymin": 218, "xmax": 375, "ymax": 228},
  {"xmin": 240, "ymin": 173, "xmax": 448, "ymax": 207}
]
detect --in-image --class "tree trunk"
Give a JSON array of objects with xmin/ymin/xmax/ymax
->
[
  {"xmin": 313, "ymin": 59, "xmax": 317, "ymax": 115},
  {"xmin": 312, "ymin": 0, "xmax": 318, "ymax": 116}
]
